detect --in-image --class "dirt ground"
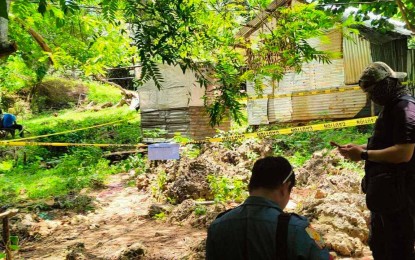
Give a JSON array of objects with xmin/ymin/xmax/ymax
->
[
  {"xmin": 13, "ymin": 174, "xmax": 206, "ymax": 259},
  {"xmin": 10, "ymin": 175, "xmax": 372, "ymax": 259},
  {"xmin": 7, "ymin": 140, "xmax": 374, "ymax": 259}
]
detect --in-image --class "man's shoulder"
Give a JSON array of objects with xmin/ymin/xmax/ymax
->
[
  {"xmin": 393, "ymin": 96, "xmax": 415, "ymax": 109},
  {"xmin": 3, "ymin": 113, "xmax": 14, "ymax": 119},
  {"xmin": 288, "ymin": 213, "xmax": 309, "ymax": 228}
]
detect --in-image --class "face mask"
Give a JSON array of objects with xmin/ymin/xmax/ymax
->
[{"xmin": 366, "ymin": 78, "xmax": 408, "ymax": 106}]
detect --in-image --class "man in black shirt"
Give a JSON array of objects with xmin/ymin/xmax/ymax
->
[{"xmin": 338, "ymin": 62, "xmax": 415, "ymax": 259}]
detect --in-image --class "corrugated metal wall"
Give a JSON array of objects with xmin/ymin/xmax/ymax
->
[
  {"xmin": 247, "ymin": 99, "xmax": 270, "ymax": 125},
  {"xmin": 141, "ymin": 108, "xmax": 190, "ymax": 142},
  {"xmin": 343, "ymin": 32, "xmax": 372, "ymax": 84},
  {"xmin": 268, "ymin": 97, "xmax": 292, "ymax": 122},
  {"xmin": 291, "ymin": 89, "xmax": 367, "ymax": 121},
  {"xmin": 141, "ymin": 107, "xmax": 231, "ymax": 141},
  {"xmin": 189, "ymin": 107, "xmax": 231, "ymax": 140},
  {"xmin": 137, "ymin": 64, "xmax": 226, "ymax": 141},
  {"xmin": 247, "ymin": 28, "xmax": 372, "ymax": 124},
  {"xmin": 370, "ymin": 38, "xmax": 408, "ymax": 73}
]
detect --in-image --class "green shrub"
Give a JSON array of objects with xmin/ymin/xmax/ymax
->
[
  {"xmin": 207, "ymin": 174, "xmax": 248, "ymax": 203},
  {"xmin": 120, "ymin": 153, "xmax": 147, "ymax": 173},
  {"xmin": 86, "ymin": 81, "xmax": 122, "ymax": 104},
  {"xmin": 194, "ymin": 205, "xmax": 207, "ymax": 216},
  {"xmin": 151, "ymin": 169, "xmax": 168, "ymax": 202}
]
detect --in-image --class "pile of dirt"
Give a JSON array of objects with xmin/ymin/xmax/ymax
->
[
  {"xmin": 294, "ymin": 149, "xmax": 370, "ymax": 257},
  {"xmin": 11, "ymin": 174, "xmax": 206, "ymax": 259},
  {"xmin": 138, "ymin": 139, "xmax": 274, "ymax": 204},
  {"xmin": 31, "ymin": 78, "xmax": 87, "ymax": 112},
  {"xmin": 9, "ymin": 139, "xmax": 371, "ymax": 259},
  {"xmin": 140, "ymin": 141, "xmax": 370, "ymax": 258}
]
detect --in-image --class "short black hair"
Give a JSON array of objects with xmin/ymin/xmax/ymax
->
[{"xmin": 248, "ymin": 156, "xmax": 295, "ymax": 192}]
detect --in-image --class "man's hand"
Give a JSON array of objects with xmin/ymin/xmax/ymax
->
[
  {"xmin": 338, "ymin": 143, "xmax": 415, "ymax": 163},
  {"xmin": 339, "ymin": 145, "xmax": 364, "ymax": 162}
]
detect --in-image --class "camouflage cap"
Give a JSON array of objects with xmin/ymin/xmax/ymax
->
[{"xmin": 359, "ymin": 61, "xmax": 407, "ymax": 84}]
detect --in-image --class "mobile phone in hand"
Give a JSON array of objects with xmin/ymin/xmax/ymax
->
[{"xmin": 330, "ymin": 141, "xmax": 342, "ymax": 148}]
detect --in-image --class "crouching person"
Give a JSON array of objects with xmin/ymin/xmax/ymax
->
[
  {"xmin": 0, "ymin": 109, "xmax": 24, "ymax": 138},
  {"xmin": 206, "ymin": 156, "xmax": 332, "ymax": 260}
]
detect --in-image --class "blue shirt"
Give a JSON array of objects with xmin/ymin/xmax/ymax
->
[
  {"xmin": 206, "ymin": 196, "xmax": 329, "ymax": 260},
  {"xmin": 1, "ymin": 113, "xmax": 16, "ymax": 128}
]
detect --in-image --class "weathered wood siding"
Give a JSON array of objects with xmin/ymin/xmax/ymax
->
[
  {"xmin": 141, "ymin": 108, "xmax": 190, "ymax": 142},
  {"xmin": 138, "ymin": 64, "xmax": 230, "ymax": 141},
  {"xmin": 189, "ymin": 106, "xmax": 230, "ymax": 140}
]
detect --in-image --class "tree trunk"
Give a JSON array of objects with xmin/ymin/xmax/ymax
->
[
  {"xmin": 0, "ymin": 0, "xmax": 17, "ymax": 58},
  {"xmin": 13, "ymin": 17, "xmax": 53, "ymax": 64},
  {"xmin": 93, "ymin": 74, "xmax": 140, "ymax": 108}
]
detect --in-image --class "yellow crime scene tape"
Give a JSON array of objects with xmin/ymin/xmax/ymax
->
[
  {"xmin": 403, "ymin": 81, "xmax": 415, "ymax": 86},
  {"xmin": 186, "ymin": 116, "xmax": 378, "ymax": 144},
  {"xmin": 0, "ymin": 117, "xmax": 147, "ymax": 147},
  {"xmin": 1, "ymin": 141, "xmax": 147, "ymax": 148},
  {"xmin": 0, "ymin": 116, "xmax": 377, "ymax": 147},
  {"xmin": 240, "ymin": 81, "xmax": 414, "ymax": 102},
  {"xmin": 240, "ymin": 86, "xmax": 361, "ymax": 101},
  {"xmin": 0, "ymin": 117, "xmax": 133, "ymax": 144}
]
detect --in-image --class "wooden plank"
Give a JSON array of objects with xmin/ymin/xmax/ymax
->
[{"xmin": 0, "ymin": 209, "xmax": 18, "ymax": 220}]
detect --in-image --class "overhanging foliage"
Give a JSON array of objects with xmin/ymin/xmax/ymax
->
[{"xmin": 3, "ymin": 0, "xmax": 410, "ymax": 126}]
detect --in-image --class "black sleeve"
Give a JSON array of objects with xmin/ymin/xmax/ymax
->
[{"xmin": 393, "ymin": 101, "xmax": 415, "ymax": 144}]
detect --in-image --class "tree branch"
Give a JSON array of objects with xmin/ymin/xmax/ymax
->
[
  {"xmin": 93, "ymin": 74, "xmax": 139, "ymax": 108},
  {"xmin": 395, "ymin": 0, "xmax": 415, "ymax": 33},
  {"xmin": 13, "ymin": 17, "xmax": 54, "ymax": 64}
]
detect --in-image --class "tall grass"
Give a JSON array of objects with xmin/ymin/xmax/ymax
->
[{"xmin": 0, "ymin": 81, "xmax": 141, "ymax": 206}]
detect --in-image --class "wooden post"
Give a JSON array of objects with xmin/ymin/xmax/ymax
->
[
  {"xmin": 2, "ymin": 216, "xmax": 10, "ymax": 260},
  {"xmin": 0, "ymin": 209, "xmax": 18, "ymax": 260},
  {"xmin": 23, "ymin": 152, "xmax": 27, "ymax": 165}
]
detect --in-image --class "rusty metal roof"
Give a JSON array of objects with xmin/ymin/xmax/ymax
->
[{"xmin": 235, "ymin": 0, "xmax": 290, "ymax": 39}]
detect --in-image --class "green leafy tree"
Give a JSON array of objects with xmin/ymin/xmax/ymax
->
[
  {"xmin": 314, "ymin": 0, "xmax": 415, "ymax": 34},
  {"xmin": 242, "ymin": 3, "xmax": 338, "ymax": 92},
  {"xmin": 0, "ymin": 0, "xmax": 352, "ymax": 126},
  {"xmin": 1, "ymin": 0, "xmax": 136, "ymax": 98}
]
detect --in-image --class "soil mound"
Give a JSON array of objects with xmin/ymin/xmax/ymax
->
[
  {"xmin": 143, "ymin": 141, "xmax": 370, "ymax": 258},
  {"xmin": 9, "ymin": 139, "xmax": 371, "ymax": 259}
]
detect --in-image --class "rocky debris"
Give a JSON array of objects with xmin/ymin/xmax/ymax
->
[
  {"xmin": 32, "ymin": 219, "xmax": 62, "ymax": 237},
  {"xmin": 148, "ymin": 204, "xmax": 173, "ymax": 218},
  {"xmin": 294, "ymin": 150, "xmax": 369, "ymax": 257},
  {"xmin": 299, "ymin": 193, "xmax": 369, "ymax": 257},
  {"xmin": 119, "ymin": 242, "xmax": 146, "ymax": 260},
  {"xmin": 235, "ymin": 138, "xmax": 274, "ymax": 159},
  {"xmin": 11, "ymin": 213, "xmax": 63, "ymax": 238},
  {"xmin": 164, "ymin": 158, "xmax": 214, "ymax": 203},
  {"xmin": 143, "ymin": 140, "xmax": 370, "ymax": 257},
  {"xmin": 296, "ymin": 149, "xmax": 364, "ymax": 194},
  {"xmin": 186, "ymin": 238, "xmax": 206, "ymax": 260},
  {"xmin": 147, "ymin": 140, "xmax": 267, "ymax": 204},
  {"xmin": 136, "ymin": 174, "xmax": 150, "ymax": 190},
  {"xmin": 188, "ymin": 203, "xmax": 227, "ymax": 229},
  {"xmin": 168, "ymin": 199, "xmax": 197, "ymax": 223},
  {"xmin": 11, "ymin": 213, "xmax": 36, "ymax": 238},
  {"xmin": 70, "ymin": 215, "xmax": 90, "ymax": 225},
  {"xmin": 66, "ymin": 243, "xmax": 88, "ymax": 260},
  {"xmin": 325, "ymin": 233, "xmax": 365, "ymax": 257}
]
